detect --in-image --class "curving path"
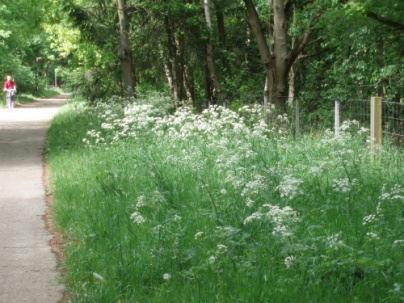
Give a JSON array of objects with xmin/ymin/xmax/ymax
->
[{"xmin": 0, "ymin": 96, "xmax": 67, "ymax": 302}]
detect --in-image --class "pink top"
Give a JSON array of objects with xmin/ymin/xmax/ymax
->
[{"xmin": 3, "ymin": 80, "xmax": 16, "ymax": 90}]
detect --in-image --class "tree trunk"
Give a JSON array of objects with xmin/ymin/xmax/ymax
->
[
  {"xmin": 204, "ymin": 54, "xmax": 213, "ymax": 106},
  {"xmin": 116, "ymin": 0, "xmax": 135, "ymax": 96},
  {"xmin": 165, "ymin": 16, "xmax": 180, "ymax": 102},
  {"xmin": 244, "ymin": 0, "xmax": 320, "ymax": 112},
  {"xmin": 203, "ymin": 0, "xmax": 223, "ymax": 105},
  {"xmin": 272, "ymin": 0, "xmax": 288, "ymax": 109},
  {"xmin": 183, "ymin": 64, "xmax": 196, "ymax": 106}
]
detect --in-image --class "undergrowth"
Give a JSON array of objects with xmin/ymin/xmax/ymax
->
[{"xmin": 47, "ymin": 98, "xmax": 404, "ymax": 303}]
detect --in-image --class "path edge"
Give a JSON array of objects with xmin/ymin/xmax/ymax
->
[{"xmin": 42, "ymin": 113, "xmax": 70, "ymax": 303}]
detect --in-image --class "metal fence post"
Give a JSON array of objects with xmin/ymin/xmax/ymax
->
[
  {"xmin": 370, "ymin": 96, "xmax": 382, "ymax": 147},
  {"xmin": 334, "ymin": 100, "xmax": 341, "ymax": 137}
]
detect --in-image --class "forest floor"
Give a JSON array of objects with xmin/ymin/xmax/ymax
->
[{"xmin": 0, "ymin": 96, "xmax": 67, "ymax": 302}]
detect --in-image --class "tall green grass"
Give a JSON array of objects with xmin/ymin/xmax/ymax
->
[{"xmin": 48, "ymin": 101, "xmax": 404, "ymax": 302}]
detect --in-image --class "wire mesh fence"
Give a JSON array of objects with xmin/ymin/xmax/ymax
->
[
  {"xmin": 382, "ymin": 101, "xmax": 404, "ymax": 142},
  {"xmin": 340, "ymin": 99, "xmax": 371, "ymax": 128},
  {"xmin": 331, "ymin": 98, "xmax": 403, "ymax": 144}
]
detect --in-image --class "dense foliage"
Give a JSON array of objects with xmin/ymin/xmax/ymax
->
[
  {"xmin": 56, "ymin": 0, "xmax": 404, "ymax": 111},
  {"xmin": 1, "ymin": 0, "xmax": 402, "ymax": 109},
  {"xmin": 48, "ymin": 96, "xmax": 403, "ymax": 302},
  {"xmin": 0, "ymin": 0, "xmax": 60, "ymax": 93}
]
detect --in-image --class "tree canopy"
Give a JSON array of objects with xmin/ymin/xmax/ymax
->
[{"xmin": 0, "ymin": 0, "xmax": 403, "ymax": 110}]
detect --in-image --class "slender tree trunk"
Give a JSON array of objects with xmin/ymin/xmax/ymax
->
[
  {"xmin": 175, "ymin": 33, "xmax": 186, "ymax": 101},
  {"xmin": 116, "ymin": 0, "xmax": 135, "ymax": 96},
  {"xmin": 272, "ymin": 0, "xmax": 288, "ymax": 109},
  {"xmin": 288, "ymin": 4, "xmax": 297, "ymax": 107},
  {"xmin": 165, "ymin": 16, "xmax": 180, "ymax": 102},
  {"xmin": 204, "ymin": 54, "xmax": 213, "ymax": 106},
  {"xmin": 203, "ymin": 0, "xmax": 223, "ymax": 105},
  {"xmin": 244, "ymin": 0, "xmax": 275, "ymax": 107},
  {"xmin": 183, "ymin": 64, "xmax": 196, "ymax": 106}
]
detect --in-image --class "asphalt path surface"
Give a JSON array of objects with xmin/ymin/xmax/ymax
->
[{"xmin": 0, "ymin": 96, "xmax": 66, "ymax": 302}]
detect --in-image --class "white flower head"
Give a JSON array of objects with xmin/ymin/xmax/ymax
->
[
  {"xmin": 93, "ymin": 272, "xmax": 105, "ymax": 282},
  {"xmin": 366, "ymin": 232, "xmax": 380, "ymax": 240},
  {"xmin": 194, "ymin": 231, "xmax": 204, "ymax": 240},
  {"xmin": 136, "ymin": 195, "xmax": 146, "ymax": 208},
  {"xmin": 284, "ymin": 256, "xmax": 296, "ymax": 269},
  {"xmin": 393, "ymin": 240, "xmax": 404, "ymax": 247},
  {"xmin": 277, "ymin": 175, "xmax": 303, "ymax": 200},
  {"xmin": 326, "ymin": 233, "xmax": 344, "ymax": 250},
  {"xmin": 216, "ymin": 244, "xmax": 228, "ymax": 254},
  {"xmin": 243, "ymin": 211, "xmax": 263, "ymax": 225},
  {"xmin": 163, "ymin": 273, "xmax": 171, "ymax": 281},
  {"xmin": 362, "ymin": 214, "xmax": 377, "ymax": 225},
  {"xmin": 130, "ymin": 211, "xmax": 146, "ymax": 224},
  {"xmin": 332, "ymin": 178, "xmax": 357, "ymax": 193}
]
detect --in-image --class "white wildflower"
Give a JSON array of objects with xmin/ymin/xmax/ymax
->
[
  {"xmin": 241, "ymin": 175, "xmax": 266, "ymax": 197},
  {"xmin": 366, "ymin": 232, "xmax": 380, "ymax": 240},
  {"xmin": 194, "ymin": 231, "xmax": 204, "ymax": 240},
  {"xmin": 362, "ymin": 214, "xmax": 377, "ymax": 225},
  {"xmin": 393, "ymin": 240, "xmax": 404, "ymax": 247},
  {"xmin": 277, "ymin": 175, "xmax": 303, "ymax": 200},
  {"xmin": 358, "ymin": 127, "xmax": 369, "ymax": 135},
  {"xmin": 130, "ymin": 211, "xmax": 145, "ymax": 224},
  {"xmin": 379, "ymin": 184, "xmax": 404, "ymax": 202},
  {"xmin": 390, "ymin": 283, "xmax": 401, "ymax": 294},
  {"xmin": 243, "ymin": 211, "xmax": 263, "ymax": 225},
  {"xmin": 163, "ymin": 273, "xmax": 172, "ymax": 281},
  {"xmin": 208, "ymin": 255, "xmax": 216, "ymax": 264},
  {"xmin": 284, "ymin": 256, "xmax": 296, "ymax": 269},
  {"xmin": 220, "ymin": 188, "xmax": 227, "ymax": 195},
  {"xmin": 332, "ymin": 178, "xmax": 357, "ymax": 193},
  {"xmin": 93, "ymin": 272, "xmax": 105, "ymax": 282},
  {"xmin": 136, "ymin": 195, "xmax": 146, "ymax": 208},
  {"xmin": 246, "ymin": 198, "xmax": 255, "ymax": 208},
  {"xmin": 263, "ymin": 204, "xmax": 300, "ymax": 237},
  {"xmin": 326, "ymin": 233, "xmax": 344, "ymax": 249},
  {"xmin": 172, "ymin": 214, "xmax": 182, "ymax": 222},
  {"xmin": 217, "ymin": 244, "xmax": 228, "ymax": 254}
]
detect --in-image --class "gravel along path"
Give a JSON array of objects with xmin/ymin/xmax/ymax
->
[{"xmin": 0, "ymin": 96, "xmax": 67, "ymax": 303}]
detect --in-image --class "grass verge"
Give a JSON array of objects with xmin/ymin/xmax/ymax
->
[{"xmin": 48, "ymin": 100, "xmax": 404, "ymax": 302}]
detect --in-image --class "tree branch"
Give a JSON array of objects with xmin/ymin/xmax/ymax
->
[
  {"xmin": 287, "ymin": 10, "xmax": 322, "ymax": 70},
  {"xmin": 243, "ymin": 0, "xmax": 273, "ymax": 68},
  {"xmin": 366, "ymin": 11, "xmax": 404, "ymax": 32}
]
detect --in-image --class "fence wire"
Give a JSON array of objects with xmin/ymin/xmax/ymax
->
[
  {"xmin": 337, "ymin": 99, "xmax": 403, "ymax": 144},
  {"xmin": 382, "ymin": 101, "xmax": 404, "ymax": 141},
  {"xmin": 340, "ymin": 100, "xmax": 371, "ymax": 128}
]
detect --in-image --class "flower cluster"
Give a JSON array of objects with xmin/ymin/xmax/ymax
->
[{"xmin": 244, "ymin": 203, "xmax": 300, "ymax": 237}]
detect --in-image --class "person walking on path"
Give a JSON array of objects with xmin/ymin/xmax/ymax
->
[{"xmin": 3, "ymin": 75, "xmax": 17, "ymax": 110}]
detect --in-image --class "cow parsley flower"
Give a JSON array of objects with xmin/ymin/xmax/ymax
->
[
  {"xmin": 284, "ymin": 256, "xmax": 296, "ymax": 269},
  {"xmin": 163, "ymin": 273, "xmax": 172, "ymax": 281},
  {"xmin": 326, "ymin": 233, "xmax": 344, "ymax": 250},
  {"xmin": 130, "ymin": 211, "xmax": 145, "ymax": 224},
  {"xmin": 332, "ymin": 178, "xmax": 357, "ymax": 193},
  {"xmin": 208, "ymin": 255, "xmax": 216, "ymax": 264},
  {"xmin": 362, "ymin": 214, "xmax": 377, "ymax": 225},
  {"xmin": 366, "ymin": 232, "xmax": 380, "ymax": 240},
  {"xmin": 277, "ymin": 175, "xmax": 303, "ymax": 200},
  {"xmin": 194, "ymin": 231, "xmax": 204, "ymax": 240}
]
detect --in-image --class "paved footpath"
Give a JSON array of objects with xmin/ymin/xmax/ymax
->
[{"xmin": 0, "ymin": 96, "xmax": 67, "ymax": 303}]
